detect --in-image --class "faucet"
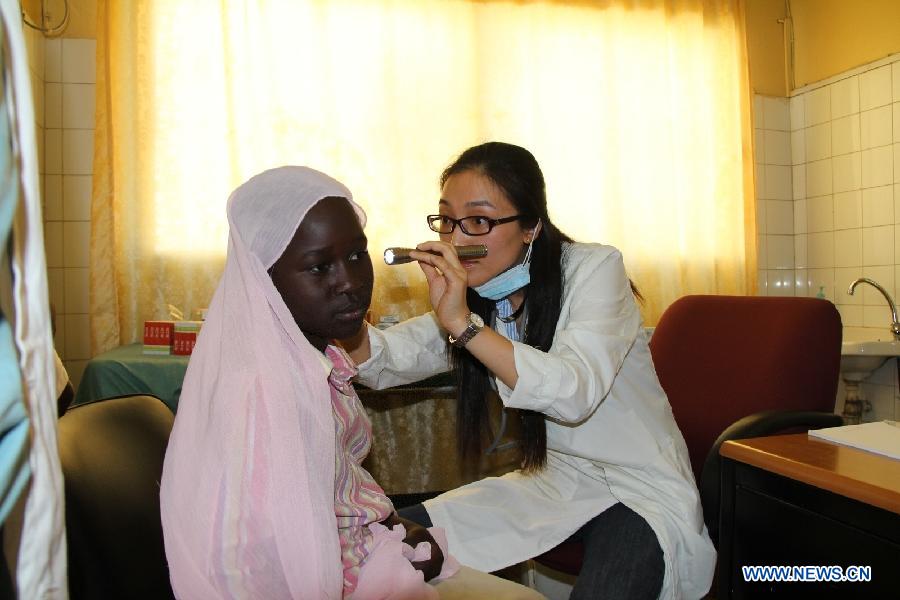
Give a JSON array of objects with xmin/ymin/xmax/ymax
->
[{"xmin": 847, "ymin": 278, "xmax": 900, "ymax": 340}]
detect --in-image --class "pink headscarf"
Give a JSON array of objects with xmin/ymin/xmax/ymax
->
[{"xmin": 161, "ymin": 166, "xmax": 456, "ymax": 599}]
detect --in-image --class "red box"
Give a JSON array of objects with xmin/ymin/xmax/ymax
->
[
  {"xmin": 172, "ymin": 330, "xmax": 197, "ymax": 355},
  {"xmin": 144, "ymin": 321, "xmax": 175, "ymax": 346}
]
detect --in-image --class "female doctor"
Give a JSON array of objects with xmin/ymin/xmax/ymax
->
[{"xmin": 345, "ymin": 142, "xmax": 715, "ymax": 599}]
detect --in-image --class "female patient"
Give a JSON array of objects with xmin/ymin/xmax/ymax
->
[{"xmin": 160, "ymin": 166, "xmax": 540, "ymax": 600}]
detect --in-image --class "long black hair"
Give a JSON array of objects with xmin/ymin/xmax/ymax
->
[{"xmin": 442, "ymin": 142, "xmax": 573, "ymax": 472}]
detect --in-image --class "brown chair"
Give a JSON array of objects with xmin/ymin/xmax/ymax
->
[
  {"xmin": 534, "ymin": 295, "xmax": 844, "ymax": 579},
  {"xmin": 58, "ymin": 394, "xmax": 176, "ymax": 599}
]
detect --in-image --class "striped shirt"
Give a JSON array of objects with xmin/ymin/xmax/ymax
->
[{"xmin": 323, "ymin": 344, "xmax": 394, "ymax": 596}]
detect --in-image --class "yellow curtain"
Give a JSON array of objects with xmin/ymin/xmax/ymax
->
[{"xmin": 91, "ymin": 0, "xmax": 755, "ymax": 354}]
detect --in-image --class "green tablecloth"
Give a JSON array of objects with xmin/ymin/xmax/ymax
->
[{"xmin": 72, "ymin": 343, "xmax": 189, "ymax": 413}]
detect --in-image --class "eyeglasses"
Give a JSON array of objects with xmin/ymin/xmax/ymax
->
[{"xmin": 426, "ymin": 214, "xmax": 525, "ymax": 236}]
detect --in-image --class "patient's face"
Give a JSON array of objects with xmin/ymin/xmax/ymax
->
[{"xmin": 270, "ymin": 196, "xmax": 373, "ymax": 352}]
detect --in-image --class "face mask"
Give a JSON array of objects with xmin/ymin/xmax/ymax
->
[{"xmin": 473, "ymin": 220, "xmax": 540, "ymax": 301}]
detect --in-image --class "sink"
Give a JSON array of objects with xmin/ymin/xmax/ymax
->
[{"xmin": 840, "ymin": 340, "xmax": 900, "ymax": 382}]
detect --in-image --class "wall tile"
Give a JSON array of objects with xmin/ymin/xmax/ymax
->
[
  {"xmin": 46, "ymin": 268, "xmax": 64, "ymax": 316},
  {"xmin": 808, "ymin": 232, "xmax": 834, "ymax": 269},
  {"xmin": 64, "ymin": 268, "xmax": 89, "ymax": 314},
  {"xmin": 62, "ymin": 221, "xmax": 90, "ymax": 268},
  {"xmin": 62, "ymin": 129, "xmax": 94, "ymax": 175},
  {"xmin": 895, "ymin": 226, "xmax": 900, "ymax": 264},
  {"xmin": 790, "ymin": 95, "xmax": 805, "ymax": 130},
  {"xmin": 44, "ymin": 174, "xmax": 63, "ymax": 221},
  {"xmin": 835, "ymin": 190, "xmax": 862, "ymax": 229},
  {"xmin": 44, "ymin": 37, "xmax": 61, "ymax": 83},
  {"xmin": 861, "ymin": 146, "xmax": 893, "ymax": 188},
  {"xmin": 61, "ymin": 39, "xmax": 96, "ymax": 84},
  {"xmin": 753, "ymin": 95, "xmax": 765, "ymax": 128},
  {"xmin": 766, "ymin": 234, "xmax": 794, "ymax": 269},
  {"xmin": 862, "ymin": 225, "xmax": 894, "ymax": 265},
  {"xmin": 754, "ymin": 129, "xmax": 765, "ymax": 164},
  {"xmin": 63, "ymin": 175, "xmax": 92, "ymax": 221},
  {"xmin": 859, "ymin": 65, "xmax": 892, "ymax": 111},
  {"xmin": 792, "ymin": 165, "xmax": 806, "ymax": 201},
  {"xmin": 894, "ymin": 103, "xmax": 900, "ymax": 142},
  {"xmin": 835, "ymin": 267, "xmax": 864, "ymax": 305},
  {"xmin": 831, "ymin": 75, "xmax": 860, "ymax": 118},
  {"xmin": 757, "ymin": 234, "xmax": 768, "ymax": 270},
  {"xmin": 805, "ymin": 122, "xmax": 832, "ymax": 162},
  {"xmin": 893, "ymin": 62, "xmax": 900, "ymax": 101},
  {"xmin": 756, "ymin": 197, "xmax": 767, "ymax": 234},
  {"xmin": 62, "ymin": 83, "xmax": 96, "ymax": 129},
  {"xmin": 837, "ymin": 303, "xmax": 864, "ymax": 327},
  {"xmin": 791, "ymin": 129, "xmax": 805, "ymax": 165},
  {"xmin": 808, "ymin": 267, "xmax": 835, "ymax": 300},
  {"xmin": 833, "ymin": 153, "xmax": 861, "ymax": 193},
  {"xmin": 807, "ymin": 194, "xmax": 834, "ymax": 233},
  {"xmin": 862, "ymin": 185, "xmax": 894, "ymax": 227},
  {"xmin": 806, "ymin": 159, "xmax": 833, "ymax": 197},
  {"xmin": 44, "ymin": 221, "xmax": 62, "ymax": 268},
  {"xmin": 806, "ymin": 87, "xmax": 831, "ymax": 126},
  {"xmin": 834, "ymin": 228, "xmax": 862, "ymax": 267},
  {"xmin": 44, "ymin": 82, "xmax": 62, "ymax": 129},
  {"xmin": 860, "ymin": 105, "xmax": 892, "ymax": 150},
  {"xmin": 895, "ymin": 143, "xmax": 900, "ymax": 184},
  {"xmin": 44, "ymin": 128, "xmax": 61, "ymax": 174},
  {"xmin": 764, "ymin": 97, "xmax": 790, "ymax": 131},
  {"xmin": 764, "ymin": 130, "xmax": 791, "ymax": 165},
  {"xmin": 32, "ymin": 71, "xmax": 44, "ymax": 129},
  {"xmin": 862, "ymin": 265, "xmax": 895, "ymax": 306},
  {"xmin": 896, "ymin": 184, "xmax": 900, "ymax": 224},
  {"xmin": 36, "ymin": 124, "xmax": 44, "ymax": 175},
  {"xmin": 795, "ymin": 235, "xmax": 808, "ymax": 269},
  {"xmin": 64, "ymin": 314, "xmax": 90, "ymax": 360},
  {"xmin": 832, "ymin": 114, "xmax": 861, "ymax": 155},
  {"xmin": 766, "ymin": 164, "xmax": 792, "ymax": 200},
  {"xmin": 767, "ymin": 269, "xmax": 795, "ymax": 296},
  {"xmin": 766, "ymin": 199, "xmax": 793, "ymax": 234},
  {"xmin": 757, "ymin": 269, "xmax": 767, "ymax": 296},
  {"xmin": 863, "ymin": 304, "xmax": 895, "ymax": 332},
  {"xmin": 795, "ymin": 267, "xmax": 809, "ymax": 296},
  {"xmin": 794, "ymin": 197, "xmax": 807, "ymax": 233}
]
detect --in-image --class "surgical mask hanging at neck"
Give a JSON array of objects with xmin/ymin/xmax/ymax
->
[{"xmin": 473, "ymin": 221, "xmax": 539, "ymax": 301}]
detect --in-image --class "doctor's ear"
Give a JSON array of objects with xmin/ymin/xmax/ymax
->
[{"xmin": 524, "ymin": 219, "xmax": 543, "ymax": 243}]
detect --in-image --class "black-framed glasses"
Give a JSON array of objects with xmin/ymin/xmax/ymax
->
[{"xmin": 426, "ymin": 214, "xmax": 525, "ymax": 236}]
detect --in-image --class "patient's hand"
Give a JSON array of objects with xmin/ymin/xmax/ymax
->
[{"xmin": 380, "ymin": 513, "xmax": 444, "ymax": 581}]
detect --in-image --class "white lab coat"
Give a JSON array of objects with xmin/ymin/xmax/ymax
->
[{"xmin": 357, "ymin": 243, "xmax": 716, "ymax": 599}]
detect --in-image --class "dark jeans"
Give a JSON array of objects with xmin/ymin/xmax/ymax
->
[{"xmin": 398, "ymin": 501, "xmax": 664, "ymax": 600}]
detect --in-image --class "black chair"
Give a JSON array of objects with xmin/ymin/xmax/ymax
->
[{"xmin": 58, "ymin": 394, "xmax": 175, "ymax": 599}]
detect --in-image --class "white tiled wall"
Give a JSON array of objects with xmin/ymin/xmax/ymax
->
[
  {"xmin": 755, "ymin": 54, "xmax": 900, "ymax": 422},
  {"xmin": 41, "ymin": 37, "xmax": 96, "ymax": 389}
]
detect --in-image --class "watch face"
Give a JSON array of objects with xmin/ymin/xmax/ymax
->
[{"xmin": 470, "ymin": 312, "xmax": 485, "ymax": 327}]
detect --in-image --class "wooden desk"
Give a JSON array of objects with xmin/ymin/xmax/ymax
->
[{"xmin": 717, "ymin": 434, "xmax": 900, "ymax": 599}]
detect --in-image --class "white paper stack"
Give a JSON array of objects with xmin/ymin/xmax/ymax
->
[{"xmin": 808, "ymin": 421, "xmax": 900, "ymax": 460}]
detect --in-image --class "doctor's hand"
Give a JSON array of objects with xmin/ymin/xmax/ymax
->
[{"xmin": 409, "ymin": 241, "xmax": 471, "ymax": 338}]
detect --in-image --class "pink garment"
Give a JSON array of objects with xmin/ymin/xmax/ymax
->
[{"xmin": 160, "ymin": 166, "xmax": 457, "ymax": 599}]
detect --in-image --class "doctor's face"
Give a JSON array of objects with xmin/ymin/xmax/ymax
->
[
  {"xmin": 270, "ymin": 197, "xmax": 373, "ymax": 352},
  {"xmin": 438, "ymin": 170, "xmax": 536, "ymax": 288}
]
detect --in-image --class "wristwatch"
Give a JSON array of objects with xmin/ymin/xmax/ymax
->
[{"xmin": 448, "ymin": 312, "xmax": 485, "ymax": 348}]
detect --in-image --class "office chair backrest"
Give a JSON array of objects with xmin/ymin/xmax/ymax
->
[
  {"xmin": 58, "ymin": 394, "xmax": 176, "ymax": 599},
  {"xmin": 648, "ymin": 295, "xmax": 842, "ymax": 483}
]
